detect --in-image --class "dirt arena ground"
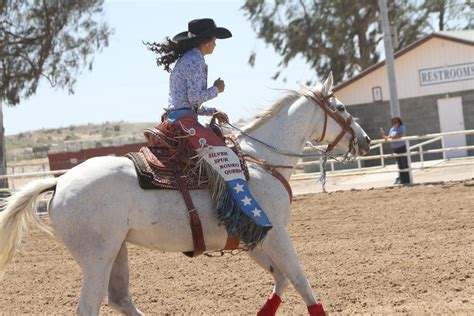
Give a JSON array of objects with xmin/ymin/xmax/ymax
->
[{"xmin": 1, "ymin": 180, "xmax": 473, "ymax": 315}]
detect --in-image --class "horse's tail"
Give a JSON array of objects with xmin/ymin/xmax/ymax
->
[{"xmin": 0, "ymin": 177, "xmax": 57, "ymax": 274}]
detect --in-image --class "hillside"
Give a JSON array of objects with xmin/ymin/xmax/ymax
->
[{"xmin": 6, "ymin": 121, "xmax": 155, "ymax": 162}]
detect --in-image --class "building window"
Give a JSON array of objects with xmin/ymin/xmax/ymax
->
[{"xmin": 372, "ymin": 86, "xmax": 382, "ymax": 102}]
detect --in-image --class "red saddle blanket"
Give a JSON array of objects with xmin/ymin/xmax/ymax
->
[{"xmin": 126, "ymin": 120, "xmax": 249, "ymax": 190}]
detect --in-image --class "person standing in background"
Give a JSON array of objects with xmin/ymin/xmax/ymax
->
[{"xmin": 380, "ymin": 117, "xmax": 411, "ymax": 185}]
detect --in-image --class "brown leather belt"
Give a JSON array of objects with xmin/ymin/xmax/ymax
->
[{"xmin": 176, "ymin": 174, "xmax": 206, "ymax": 257}]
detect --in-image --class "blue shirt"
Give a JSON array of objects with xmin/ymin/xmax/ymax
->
[
  {"xmin": 389, "ymin": 125, "xmax": 406, "ymax": 148},
  {"xmin": 168, "ymin": 48, "xmax": 218, "ymax": 116}
]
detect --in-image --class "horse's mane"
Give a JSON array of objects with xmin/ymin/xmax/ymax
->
[{"xmin": 238, "ymin": 90, "xmax": 302, "ymax": 133}]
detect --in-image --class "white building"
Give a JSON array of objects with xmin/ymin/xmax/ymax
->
[{"xmin": 334, "ymin": 30, "xmax": 474, "ymax": 159}]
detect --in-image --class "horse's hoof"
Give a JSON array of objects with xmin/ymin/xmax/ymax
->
[
  {"xmin": 307, "ymin": 302, "xmax": 326, "ymax": 316},
  {"xmin": 257, "ymin": 292, "xmax": 282, "ymax": 316}
]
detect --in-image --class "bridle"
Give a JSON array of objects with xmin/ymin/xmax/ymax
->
[{"xmin": 303, "ymin": 89, "xmax": 357, "ymax": 155}]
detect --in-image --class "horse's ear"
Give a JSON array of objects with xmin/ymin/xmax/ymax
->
[{"xmin": 321, "ymin": 71, "xmax": 334, "ymax": 95}]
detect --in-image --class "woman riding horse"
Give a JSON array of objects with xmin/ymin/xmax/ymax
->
[{"xmin": 145, "ymin": 18, "xmax": 272, "ymax": 248}]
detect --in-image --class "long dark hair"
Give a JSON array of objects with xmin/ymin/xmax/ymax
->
[{"xmin": 144, "ymin": 36, "xmax": 212, "ymax": 72}]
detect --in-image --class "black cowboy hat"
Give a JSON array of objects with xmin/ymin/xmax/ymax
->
[{"xmin": 172, "ymin": 18, "xmax": 232, "ymax": 42}]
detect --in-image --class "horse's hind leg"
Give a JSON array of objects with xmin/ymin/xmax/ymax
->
[
  {"xmin": 54, "ymin": 222, "xmax": 126, "ymax": 315},
  {"xmin": 77, "ymin": 255, "xmax": 117, "ymax": 316},
  {"xmin": 108, "ymin": 242, "xmax": 143, "ymax": 316},
  {"xmin": 262, "ymin": 228, "xmax": 326, "ymax": 315},
  {"xmin": 249, "ymin": 247, "xmax": 290, "ymax": 316}
]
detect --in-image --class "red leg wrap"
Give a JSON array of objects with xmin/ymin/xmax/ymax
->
[
  {"xmin": 257, "ymin": 292, "xmax": 282, "ymax": 316},
  {"xmin": 307, "ymin": 302, "xmax": 326, "ymax": 316}
]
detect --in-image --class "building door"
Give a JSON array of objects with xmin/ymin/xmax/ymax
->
[{"xmin": 437, "ymin": 97, "xmax": 467, "ymax": 158}]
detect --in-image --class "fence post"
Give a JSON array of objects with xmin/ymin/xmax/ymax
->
[
  {"xmin": 10, "ymin": 176, "xmax": 15, "ymax": 190},
  {"xmin": 441, "ymin": 136, "xmax": 446, "ymax": 160},
  {"xmin": 380, "ymin": 144, "xmax": 385, "ymax": 168},
  {"xmin": 420, "ymin": 144, "xmax": 424, "ymax": 168},
  {"xmin": 405, "ymin": 139, "xmax": 413, "ymax": 184},
  {"xmin": 319, "ymin": 155, "xmax": 323, "ymax": 174}
]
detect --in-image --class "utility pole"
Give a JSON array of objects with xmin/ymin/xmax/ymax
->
[
  {"xmin": 378, "ymin": 0, "xmax": 401, "ymax": 118},
  {"xmin": 0, "ymin": 98, "xmax": 7, "ymax": 188}
]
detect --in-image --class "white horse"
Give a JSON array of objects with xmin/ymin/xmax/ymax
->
[{"xmin": 0, "ymin": 73, "xmax": 370, "ymax": 315}]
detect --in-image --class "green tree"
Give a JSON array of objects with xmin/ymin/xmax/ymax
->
[
  {"xmin": 421, "ymin": 0, "xmax": 472, "ymax": 32},
  {"xmin": 242, "ymin": 0, "xmax": 471, "ymax": 84},
  {"xmin": 0, "ymin": 0, "xmax": 112, "ymax": 188}
]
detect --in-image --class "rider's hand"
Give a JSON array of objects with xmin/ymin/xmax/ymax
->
[
  {"xmin": 214, "ymin": 111, "xmax": 229, "ymax": 124},
  {"xmin": 214, "ymin": 78, "xmax": 225, "ymax": 93}
]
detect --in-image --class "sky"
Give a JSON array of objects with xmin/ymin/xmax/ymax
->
[{"xmin": 4, "ymin": 0, "xmax": 316, "ymax": 136}]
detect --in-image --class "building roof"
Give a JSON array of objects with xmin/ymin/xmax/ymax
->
[
  {"xmin": 437, "ymin": 30, "xmax": 474, "ymax": 42},
  {"xmin": 334, "ymin": 30, "xmax": 474, "ymax": 92}
]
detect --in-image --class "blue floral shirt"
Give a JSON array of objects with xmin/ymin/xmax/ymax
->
[{"xmin": 168, "ymin": 48, "xmax": 218, "ymax": 116}]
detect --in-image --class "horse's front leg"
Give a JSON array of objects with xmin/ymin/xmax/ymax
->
[
  {"xmin": 262, "ymin": 227, "xmax": 326, "ymax": 316},
  {"xmin": 249, "ymin": 246, "xmax": 290, "ymax": 316}
]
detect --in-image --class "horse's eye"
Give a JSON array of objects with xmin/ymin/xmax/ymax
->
[{"xmin": 337, "ymin": 105, "xmax": 345, "ymax": 112}]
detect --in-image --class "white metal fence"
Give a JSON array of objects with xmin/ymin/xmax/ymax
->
[
  {"xmin": 2, "ymin": 129, "xmax": 474, "ymax": 194},
  {"xmin": 292, "ymin": 129, "xmax": 474, "ymax": 182}
]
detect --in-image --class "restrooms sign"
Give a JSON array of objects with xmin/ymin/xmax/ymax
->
[{"xmin": 419, "ymin": 62, "xmax": 474, "ymax": 86}]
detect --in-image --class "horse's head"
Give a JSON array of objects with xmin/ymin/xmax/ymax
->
[{"xmin": 306, "ymin": 72, "xmax": 371, "ymax": 157}]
